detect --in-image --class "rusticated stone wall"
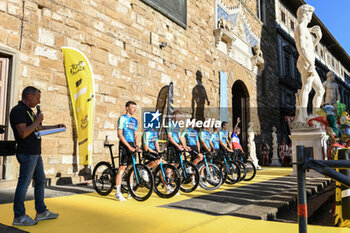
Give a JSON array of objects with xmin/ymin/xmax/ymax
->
[{"xmin": 0, "ymin": 0, "xmax": 279, "ymax": 182}]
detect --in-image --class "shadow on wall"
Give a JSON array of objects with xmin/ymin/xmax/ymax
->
[
  {"xmin": 155, "ymin": 84, "xmax": 169, "ymax": 143},
  {"xmin": 192, "ymin": 70, "xmax": 210, "ymax": 122},
  {"xmin": 256, "ymin": 0, "xmax": 280, "ymax": 150}
]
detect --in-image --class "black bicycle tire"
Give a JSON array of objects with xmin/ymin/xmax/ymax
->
[
  {"xmin": 153, "ymin": 164, "xmax": 181, "ymax": 198},
  {"xmin": 178, "ymin": 161, "xmax": 200, "ymax": 193},
  {"xmin": 236, "ymin": 161, "xmax": 246, "ymax": 181},
  {"xmin": 127, "ymin": 164, "xmax": 154, "ymax": 201},
  {"xmin": 225, "ymin": 161, "xmax": 241, "ymax": 184},
  {"xmin": 214, "ymin": 162, "xmax": 227, "ymax": 184},
  {"xmin": 198, "ymin": 163, "xmax": 223, "ymax": 190},
  {"xmin": 92, "ymin": 161, "xmax": 114, "ymax": 196},
  {"xmin": 243, "ymin": 161, "xmax": 257, "ymax": 181}
]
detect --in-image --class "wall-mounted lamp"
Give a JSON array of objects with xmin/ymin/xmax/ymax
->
[{"xmin": 159, "ymin": 42, "xmax": 167, "ymax": 49}]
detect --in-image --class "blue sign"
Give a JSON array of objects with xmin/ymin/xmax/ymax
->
[
  {"xmin": 220, "ymin": 71, "xmax": 228, "ymax": 122},
  {"xmin": 143, "ymin": 110, "xmax": 162, "ymax": 129}
]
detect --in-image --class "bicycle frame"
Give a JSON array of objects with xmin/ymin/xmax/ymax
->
[
  {"xmin": 131, "ymin": 152, "xmax": 144, "ymax": 184},
  {"xmin": 202, "ymin": 152, "xmax": 214, "ymax": 180},
  {"xmin": 179, "ymin": 152, "xmax": 189, "ymax": 177},
  {"xmin": 159, "ymin": 162, "xmax": 168, "ymax": 181},
  {"xmin": 105, "ymin": 143, "xmax": 117, "ymax": 171},
  {"xmin": 220, "ymin": 152, "xmax": 235, "ymax": 170}
]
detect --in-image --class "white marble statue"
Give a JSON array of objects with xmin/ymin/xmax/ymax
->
[
  {"xmin": 253, "ymin": 44, "xmax": 263, "ymax": 58},
  {"xmin": 247, "ymin": 122, "xmax": 261, "ymax": 169},
  {"xmin": 323, "ymin": 71, "xmax": 340, "ymax": 105},
  {"xmin": 294, "ymin": 4, "xmax": 325, "ymax": 125},
  {"xmin": 270, "ymin": 126, "xmax": 281, "ymax": 166},
  {"xmin": 251, "ymin": 43, "xmax": 265, "ymax": 75}
]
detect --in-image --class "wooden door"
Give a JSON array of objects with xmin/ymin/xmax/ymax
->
[{"xmin": 0, "ymin": 57, "xmax": 9, "ymax": 179}]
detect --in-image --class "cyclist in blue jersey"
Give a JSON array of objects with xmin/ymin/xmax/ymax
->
[
  {"xmin": 115, "ymin": 101, "xmax": 141, "ymax": 201},
  {"xmin": 199, "ymin": 126, "xmax": 211, "ymax": 153},
  {"xmin": 142, "ymin": 128, "xmax": 161, "ymax": 169},
  {"xmin": 181, "ymin": 123, "xmax": 203, "ymax": 166},
  {"xmin": 219, "ymin": 121, "xmax": 233, "ymax": 154},
  {"xmin": 211, "ymin": 126, "xmax": 221, "ymax": 161},
  {"xmin": 166, "ymin": 110, "xmax": 187, "ymax": 164}
]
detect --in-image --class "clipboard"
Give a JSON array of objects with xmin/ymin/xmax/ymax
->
[{"xmin": 34, "ymin": 127, "xmax": 66, "ymax": 139}]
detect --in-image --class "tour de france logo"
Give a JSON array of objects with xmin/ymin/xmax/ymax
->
[
  {"xmin": 143, "ymin": 110, "xmax": 161, "ymax": 129},
  {"xmin": 70, "ymin": 61, "xmax": 86, "ymax": 75},
  {"xmin": 80, "ymin": 115, "xmax": 89, "ymax": 129}
]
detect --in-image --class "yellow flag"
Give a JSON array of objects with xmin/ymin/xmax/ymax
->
[{"xmin": 62, "ymin": 47, "xmax": 95, "ymax": 165}]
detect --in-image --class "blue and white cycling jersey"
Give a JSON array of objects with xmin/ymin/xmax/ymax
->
[
  {"xmin": 219, "ymin": 129, "xmax": 228, "ymax": 142},
  {"xmin": 118, "ymin": 114, "xmax": 138, "ymax": 143},
  {"xmin": 166, "ymin": 120, "xmax": 180, "ymax": 144},
  {"xmin": 211, "ymin": 132, "xmax": 220, "ymax": 150},
  {"xmin": 199, "ymin": 130, "xmax": 211, "ymax": 148},
  {"xmin": 142, "ymin": 129, "xmax": 158, "ymax": 150},
  {"xmin": 181, "ymin": 128, "xmax": 199, "ymax": 146}
]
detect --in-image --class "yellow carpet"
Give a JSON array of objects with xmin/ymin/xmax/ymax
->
[{"xmin": 1, "ymin": 167, "xmax": 349, "ymax": 233}]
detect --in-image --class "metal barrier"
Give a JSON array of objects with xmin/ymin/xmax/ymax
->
[{"xmin": 296, "ymin": 145, "xmax": 350, "ymax": 233}]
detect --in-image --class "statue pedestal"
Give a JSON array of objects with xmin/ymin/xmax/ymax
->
[
  {"xmin": 270, "ymin": 156, "xmax": 281, "ymax": 166},
  {"xmin": 289, "ymin": 126, "xmax": 327, "ymax": 177}
]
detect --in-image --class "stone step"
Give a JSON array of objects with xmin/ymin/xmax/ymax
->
[{"xmin": 161, "ymin": 175, "xmax": 332, "ymax": 221}]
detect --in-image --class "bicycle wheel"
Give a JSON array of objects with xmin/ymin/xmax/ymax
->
[
  {"xmin": 198, "ymin": 163, "xmax": 223, "ymax": 190},
  {"xmin": 92, "ymin": 161, "xmax": 114, "ymax": 196},
  {"xmin": 178, "ymin": 161, "xmax": 199, "ymax": 193},
  {"xmin": 215, "ymin": 162, "xmax": 227, "ymax": 184},
  {"xmin": 153, "ymin": 164, "xmax": 181, "ymax": 198},
  {"xmin": 225, "ymin": 161, "xmax": 241, "ymax": 184},
  {"xmin": 127, "ymin": 164, "xmax": 154, "ymax": 201},
  {"xmin": 243, "ymin": 161, "xmax": 256, "ymax": 181},
  {"xmin": 236, "ymin": 161, "xmax": 246, "ymax": 181}
]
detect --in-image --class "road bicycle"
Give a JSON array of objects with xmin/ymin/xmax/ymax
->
[
  {"xmin": 197, "ymin": 151, "xmax": 223, "ymax": 190},
  {"xmin": 214, "ymin": 150, "xmax": 241, "ymax": 184},
  {"xmin": 143, "ymin": 150, "xmax": 181, "ymax": 198},
  {"xmin": 92, "ymin": 137, "xmax": 154, "ymax": 201},
  {"xmin": 92, "ymin": 139, "xmax": 128, "ymax": 196},
  {"xmin": 167, "ymin": 149, "xmax": 200, "ymax": 193},
  {"xmin": 230, "ymin": 150, "xmax": 257, "ymax": 181}
]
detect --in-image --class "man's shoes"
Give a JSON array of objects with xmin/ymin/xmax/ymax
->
[
  {"xmin": 167, "ymin": 185, "xmax": 180, "ymax": 196},
  {"xmin": 127, "ymin": 192, "xmax": 132, "ymax": 200},
  {"xmin": 35, "ymin": 210, "xmax": 59, "ymax": 221},
  {"xmin": 115, "ymin": 192, "xmax": 126, "ymax": 201},
  {"xmin": 13, "ymin": 215, "xmax": 37, "ymax": 226}
]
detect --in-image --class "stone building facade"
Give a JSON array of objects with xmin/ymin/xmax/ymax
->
[{"xmin": 0, "ymin": 0, "xmax": 282, "ymax": 184}]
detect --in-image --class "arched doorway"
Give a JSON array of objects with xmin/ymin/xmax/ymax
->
[{"xmin": 232, "ymin": 81, "xmax": 250, "ymax": 152}]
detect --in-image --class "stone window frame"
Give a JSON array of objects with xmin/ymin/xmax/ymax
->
[
  {"xmin": 256, "ymin": 0, "xmax": 266, "ymax": 24},
  {"xmin": 290, "ymin": 19, "xmax": 295, "ymax": 31},
  {"xmin": 280, "ymin": 7, "xmax": 286, "ymax": 24},
  {"xmin": 282, "ymin": 45, "xmax": 293, "ymax": 79},
  {"xmin": 140, "ymin": 0, "xmax": 187, "ymax": 29}
]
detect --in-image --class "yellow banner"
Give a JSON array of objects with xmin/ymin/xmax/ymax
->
[{"xmin": 62, "ymin": 47, "xmax": 95, "ymax": 165}]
